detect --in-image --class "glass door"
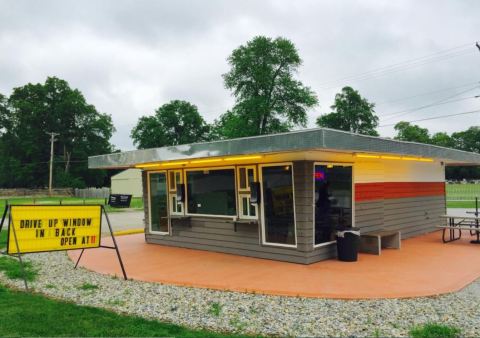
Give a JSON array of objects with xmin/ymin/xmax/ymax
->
[
  {"xmin": 314, "ymin": 164, "xmax": 353, "ymax": 246},
  {"xmin": 149, "ymin": 172, "xmax": 169, "ymax": 234},
  {"xmin": 261, "ymin": 164, "xmax": 296, "ymax": 247}
]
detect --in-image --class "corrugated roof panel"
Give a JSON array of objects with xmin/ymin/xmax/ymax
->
[{"xmin": 88, "ymin": 128, "xmax": 480, "ymax": 169}]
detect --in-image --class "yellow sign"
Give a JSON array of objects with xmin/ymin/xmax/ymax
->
[{"xmin": 8, "ymin": 205, "xmax": 102, "ymax": 254}]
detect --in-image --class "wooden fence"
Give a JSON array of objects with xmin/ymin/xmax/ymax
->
[{"xmin": 74, "ymin": 187, "xmax": 111, "ymax": 199}]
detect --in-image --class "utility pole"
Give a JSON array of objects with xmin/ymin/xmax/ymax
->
[{"xmin": 47, "ymin": 132, "xmax": 59, "ymax": 195}]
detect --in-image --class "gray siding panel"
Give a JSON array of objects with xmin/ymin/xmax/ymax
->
[
  {"xmin": 142, "ymin": 162, "xmax": 313, "ymax": 264},
  {"xmin": 142, "ymin": 162, "xmax": 446, "ymax": 264},
  {"xmin": 355, "ymin": 195, "xmax": 445, "ymax": 238}
]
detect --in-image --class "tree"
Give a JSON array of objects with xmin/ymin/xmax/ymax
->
[
  {"xmin": 430, "ymin": 132, "xmax": 455, "ymax": 148},
  {"xmin": 393, "ymin": 121, "xmax": 430, "ymax": 144},
  {"xmin": 0, "ymin": 77, "xmax": 115, "ymax": 188},
  {"xmin": 215, "ymin": 36, "xmax": 318, "ymax": 139},
  {"xmin": 0, "ymin": 93, "xmax": 9, "ymax": 134},
  {"xmin": 316, "ymin": 86, "xmax": 379, "ymax": 136},
  {"xmin": 452, "ymin": 126, "xmax": 480, "ymax": 153},
  {"xmin": 131, "ymin": 100, "xmax": 210, "ymax": 149}
]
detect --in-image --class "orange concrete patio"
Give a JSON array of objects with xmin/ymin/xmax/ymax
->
[{"xmin": 68, "ymin": 231, "xmax": 480, "ymax": 299}]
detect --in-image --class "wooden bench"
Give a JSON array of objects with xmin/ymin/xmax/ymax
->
[{"xmin": 360, "ymin": 231, "xmax": 401, "ymax": 255}]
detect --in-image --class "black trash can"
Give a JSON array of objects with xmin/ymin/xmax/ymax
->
[{"xmin": 336, "ymin": 227, "xmax": 360, "ymax": 262}]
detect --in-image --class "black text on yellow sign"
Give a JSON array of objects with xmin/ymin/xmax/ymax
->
[{"xmin": 7, "ymin": 205, "xmax": 102, "ymax": 254}]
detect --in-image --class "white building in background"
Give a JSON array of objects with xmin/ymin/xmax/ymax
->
[{"xmin": 111, "ymin": 168, "xmax": 142, "ymax": 197}]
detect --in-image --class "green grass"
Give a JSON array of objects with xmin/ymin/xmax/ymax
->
[
  {"xmin": 446, "ymin": 183, "xmax": 480, "ymax": 201},
  {"xmin": 0, "ymin": 230, "xmax": 6, "ymax": 249},
  {"xmin": 0, "ymin": 196, "xmax": 144, "ymax": 214},
  {"xmin": 78, "ymin": 282, "xmax": 99, "ymax": 291},
  {"xmin": 0, "ymin": 284, "xmax": 250, "ymax": 337},
  {"xmin": 0, "ymin": 256, "xmax": 37, "ymax": 281},
  {"xmin": 409, "ymin": 323, "xmax": 461, "ymax": 338},
  {"xmin": 209, "ymin": 302, "xmax": 223, "ymax": 317},
  {"xmin": 447, "ymin": 200, "xmax": 478, "ymax": 208}
]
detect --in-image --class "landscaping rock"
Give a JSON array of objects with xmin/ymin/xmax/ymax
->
[{"xmin": 1, "ymin": 252, "xmax": 479, "ymax": 337}]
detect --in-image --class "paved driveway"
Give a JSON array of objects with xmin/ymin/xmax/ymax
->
[{"xmin": 101, "ymin": 210, "xmax": 144, "ymax": 234}]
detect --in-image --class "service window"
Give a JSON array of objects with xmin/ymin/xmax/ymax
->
[
  {"xmin": 237, "ymin": 166, "xmax": 257, "ymax": 219},
  {"xmin": 168, "ymin": 170, "xmax": 184, "ymax": 215},
  {"xmin": 186, "ymin": 168, "xmax": 236, "ymax": 216}
]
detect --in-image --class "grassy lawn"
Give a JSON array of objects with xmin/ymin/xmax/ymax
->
[
  {"xmin": 0, "ymin": 285, "xmax": 248, "ymax": 337},
  {"xmin": 0, "ymin": 230, "xmax": 6, "ymax": 249},
  {"xmin": 0, "ymin": 196, "xmax": 144, "ymax": 215},
  {"xmin": 446, "ymin": 183, "xmax": 480, "ymax": 204},
  {"xmin": 447, "ymin": 200, "xmax": 478, "ymax": 208}
]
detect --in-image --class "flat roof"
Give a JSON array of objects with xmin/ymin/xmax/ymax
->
[{"xmin": 89, "ymin": 128, "xmax": 480, "ymax": 169}]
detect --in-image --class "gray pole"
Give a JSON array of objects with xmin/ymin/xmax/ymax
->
[{"xmin": 47, "ymin": 132, "xmax": 59, "ymax": 195}]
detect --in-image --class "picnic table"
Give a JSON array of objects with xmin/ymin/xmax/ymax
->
[{"xmin": 437, "ymin": 214, "xmax": 480, "ymax": 244}]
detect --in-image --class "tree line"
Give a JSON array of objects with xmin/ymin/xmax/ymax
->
[
  {"xmin": 0, "ymin": 36, "xmax": 478, "ymax": 188},
  {"xmin": 0, "ymin": 78, "xmax": 115, "ymax": 188}
]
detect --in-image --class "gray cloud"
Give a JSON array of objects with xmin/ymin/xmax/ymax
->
[{"xmin": 1, "ymin": 0, "xmax": 479, "ymax": 150}]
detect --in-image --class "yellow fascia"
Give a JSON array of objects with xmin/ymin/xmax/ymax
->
[
  {"xmin": 355, "ymin": 153, "xmax": 380, "ymax": 159},
  {"xmin": 381, "ymin": 155, "xmax": 402, "ymax": 160},
  {"xmin": 223, "ymin": 155, "xmax": 262, "ymax": 161},
  {"xmin": 161, "ymin": 161, "xmax": 189, "ymax": 166},
  {"xmin": 135, "ymin": 163, "xmax": 162, "ymax": 168},
  {"xmin": 190, "ymin": 158, "xmax": 223, "ymax": 164},
  {"xmin": 356, "ymin": 153, "xmax": 434, "ymax": 162}
]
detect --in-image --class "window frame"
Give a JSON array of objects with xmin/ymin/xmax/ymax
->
[
  {"xmin": 147, "ymin": 170, "xmax": 170, "ymax": 235},
  {"xmin": 236, "ymin": 165, "xmax": 258, "ymax": 220},
  {"xmin": 259, "ymin": 162, "xmax": 297, "ymax": 248},
  {"xmin": 312, "ymin": 162, "xmax": 355, "ymax": 248},
  {"xmin": 184, "ymin": 166, "xmax": 238, "ymax": 219},
  {"xmin": 168, "ymin": 169, "xmax": 184, "ymax": 216}
]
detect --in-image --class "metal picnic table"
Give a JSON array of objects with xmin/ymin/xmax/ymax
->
[
  {"xmin": 438, "ymin": 197, "xmax": 480, "ymax": 244},
  {"xmin": 438, "ymin": 214, "xmax": 480, "ymax": 244}
]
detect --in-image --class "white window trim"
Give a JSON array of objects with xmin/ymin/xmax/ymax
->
[
  {"xmin": 237, "ymin": 165, "xmax": 258, "ymax": 220},
  {"xmin": 147, "ymin": 170, "xmax": 170, "ymax": 235},
  {"xmin": 168, "ymin": 169, "xmax": 184, "ymax": 216},
  {"xmin": 259, "ymin": 162, "xmax": 297, "ymax": 248},
  {"xmin": 312, "ymin": 162, "xmax": 355, "ymax": 248},
  {"xmin": 184, "ymin": 166, "xmax": 238, "ymax": 219}
]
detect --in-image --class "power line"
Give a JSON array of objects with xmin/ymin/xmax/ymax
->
[
  {"xmin": 320, "ymin": 50, "xmax": 474, "ymax": 89},
  {"xmin": 375, "ymin": 81, "xmax": 480, "ymax": 106},
  {"xmin": 318, "ymin": 44, "xmax": 472, "ymax": 86},
  {"xmin": 379, "ymin": 85, "xmax": 480, "ymax": 121},
  {"xmin": 379, "ymin": 109, "xmax": 480, "ymax": 127},
  {"xmin": 318, "ymin": 43, "xmax": 476, "ymax": 89}
]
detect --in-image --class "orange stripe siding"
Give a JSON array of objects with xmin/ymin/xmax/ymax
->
[{"xmin": 355, "ymin": 182, "xmax": 445, "ymax": 202}]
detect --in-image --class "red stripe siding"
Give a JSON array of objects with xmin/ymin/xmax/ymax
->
[{"xmin": 355, "ymin": 182, "xmax": 445, "ymax": 202}]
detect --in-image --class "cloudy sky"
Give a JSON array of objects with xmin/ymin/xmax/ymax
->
[{"xmin": 1, "ymin": 0, "xmax": 479, "ymax": 150}]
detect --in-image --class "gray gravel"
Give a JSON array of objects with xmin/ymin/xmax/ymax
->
[{"xmin": 1, "ymin": 252, "xmax": 480, "ymax": 337}]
